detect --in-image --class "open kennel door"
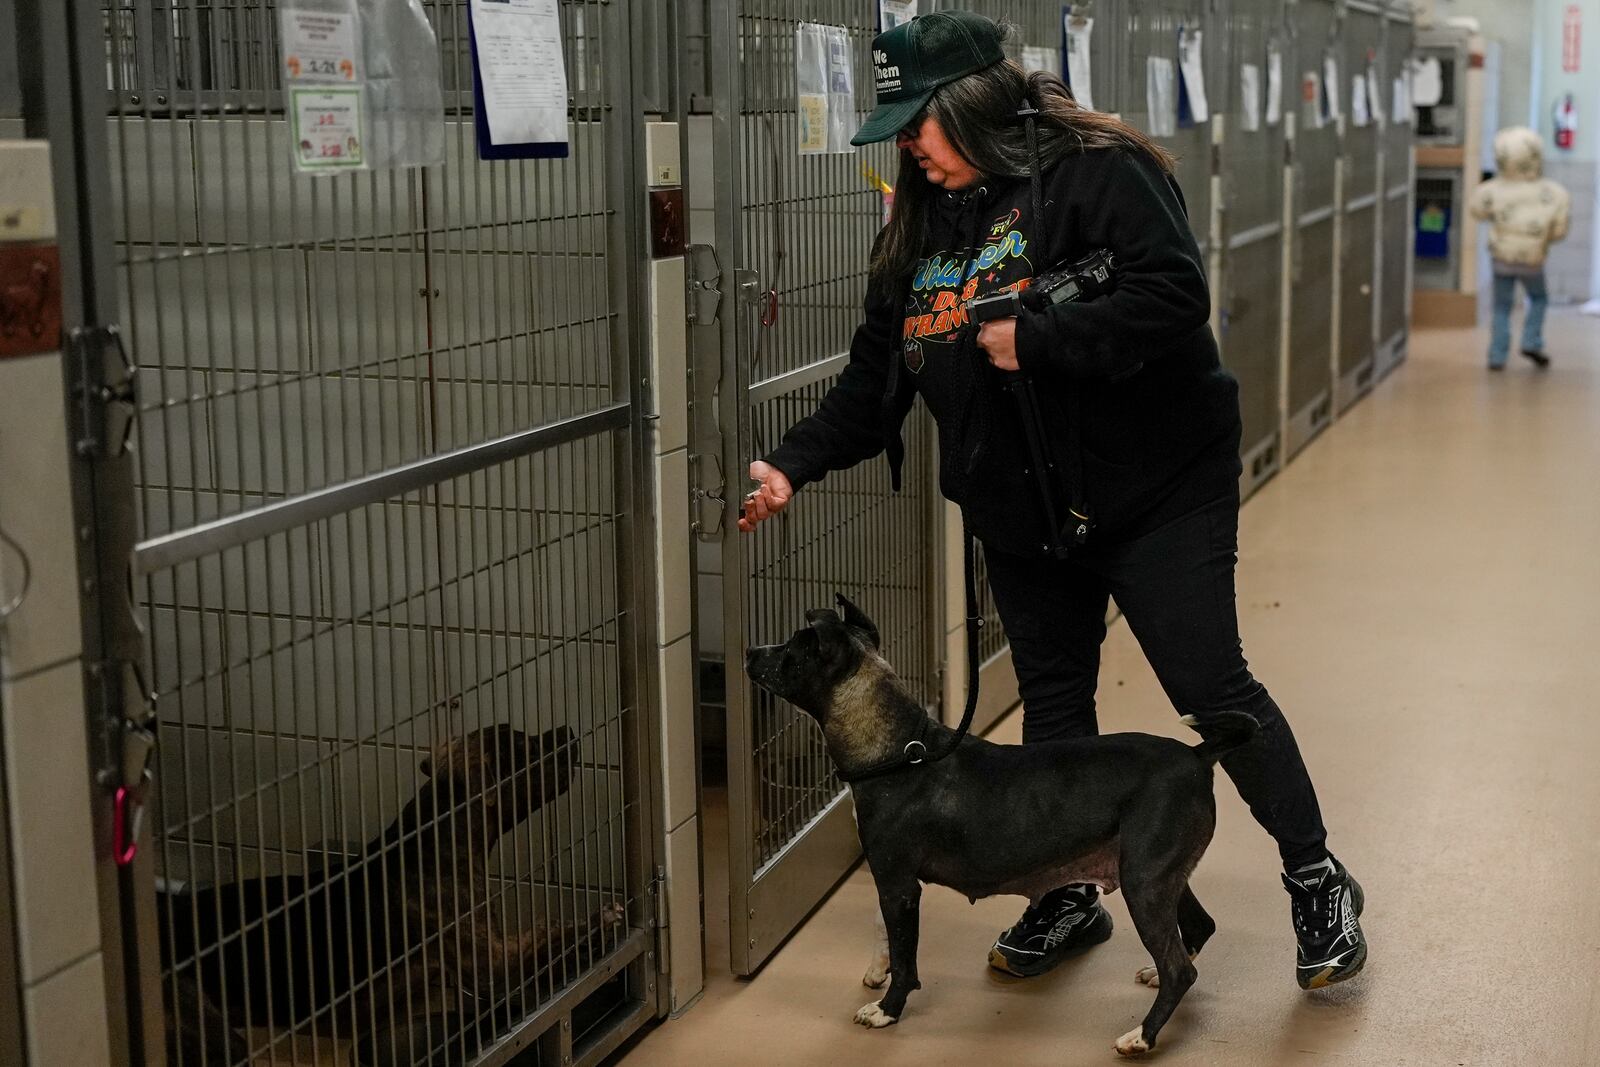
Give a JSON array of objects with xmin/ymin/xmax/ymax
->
[{"xmin": 702, "ymin": 0, "xmax": 944, "ymax": 976}]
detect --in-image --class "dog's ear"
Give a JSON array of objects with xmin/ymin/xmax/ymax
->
[
  {"xmin": 804, "ymin": 607, "xmax": 838, "ymax": 628},
  {"xmin": 834, "ymin": 593, "xmax": 880, "ymax": 649},
  {"xmin": 418, "ymin": 756, "xmax": 433, "ymax": 777}
]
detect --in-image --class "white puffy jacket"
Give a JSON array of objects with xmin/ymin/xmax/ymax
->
[{"xmin": 1468, "ymin": 127, "xmax": 1571, "ymax": 269}]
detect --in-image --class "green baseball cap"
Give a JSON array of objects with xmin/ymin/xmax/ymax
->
[{"xmin": 851, "ymin": 12, "xmax": 1008, "ymax": 147}]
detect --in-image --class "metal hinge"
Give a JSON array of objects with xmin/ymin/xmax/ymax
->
[
  {"xmin": 685, "ymin": 244, "xmax": 723, "ymax": 326},
  {"xmin": 70, "ymin": 324, "xmax": 136, "ymax": 460},
  {"xmin": 650, "ymin": 864, "xmax": 670, "ymax": 974},
  {"xmin": 690, "ymin": 451, "xmax": 725, "ymax": 542}
]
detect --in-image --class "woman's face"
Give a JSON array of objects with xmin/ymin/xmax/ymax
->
[{"xmin": 896, "ymin": 113, "xmax": 980, "ymax": 191}]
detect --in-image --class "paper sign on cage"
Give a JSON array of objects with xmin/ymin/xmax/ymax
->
[
  {"xmin": 1352, "ymin": 72, "xmax": 1370, "ymax": 128},
  {"xmin": 1266, "ymin": 42, "xmax": 1284, "ymax": 127},
  {"xmin": 1240, "ymin": 63, "xmax": 1262, "ymax": 132},
  {"xmin": 469, "ymin": 0, "xmax": 571, "ymax": 161},
  {"xmin": 1177, "ymin": 27, "xmax": 1209, "ymax": 125},
  {"xmin": 1065, "ymin": 15, "xmax": 1095, "ymax": 111},
  {"xmin": 1147, "ymin": 56, "xmax": 1177, "ymax": 138},
  {"xmin": 796, "ymin": 22, "xmax": 856, "ymax": 155},
  {"xmin": 879, "ymin": 0, "xmax": 917, "ymax": 31},
  {"xmin": 281, "ymin": 6, "xmax": 367, "ymax": 173}
]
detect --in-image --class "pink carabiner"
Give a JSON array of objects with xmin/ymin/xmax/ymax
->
[
  {"xmin": 112, "ymin": 786, "xmax": 138, "ymax": 866},
  {"xmin": 760, "ymin": 288, "xmax": 779, "ymax": 327}
]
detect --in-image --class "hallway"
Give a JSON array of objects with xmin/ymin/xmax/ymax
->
[{"xmin": 618, "ymin": 313, "xmax": 1600, "ymax": 1067}]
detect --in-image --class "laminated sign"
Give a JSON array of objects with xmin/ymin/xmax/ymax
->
[
  {"xmin": 797, "ymin": 23, "xmax": 855, "ymax": 155},
  {"xmin": 280, "ymin": 1, "xmax": 446, "ymax": 175},
  {"xmin": 1265, "ymin": 41, "xmax": 1284, "ymax": 127},
  {"xmin": 1177, "ymin": 27, "xmax": 1209, "ymax": 126},
  {"xmin": 281, "ymin": 6, "xmax": 367, "ymax": 173},
  {"xmin": 1240, "ymin": 63, "xmax": 1262, "ymax": 133},
  {"xmin": 1147, "ymin": 57, "xmax": 1177, "ymax": 138},
  {"xmin": 879, "ymin": 0, "xmax": 917, "ymax": 31}
]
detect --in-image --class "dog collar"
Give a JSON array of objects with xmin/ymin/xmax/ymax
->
[{"xmin": 837, "ymin": 716, "xmax": 937, "ymax": 784}]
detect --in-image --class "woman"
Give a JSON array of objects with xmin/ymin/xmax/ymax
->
[{"xmin": 739, "ymin": 11, "xmax": 1366, "ymax": 989}]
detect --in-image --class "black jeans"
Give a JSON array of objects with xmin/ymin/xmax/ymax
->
[{"xmin": 982, "ymin": 480, "xmax": 1330, "ymax": 870}]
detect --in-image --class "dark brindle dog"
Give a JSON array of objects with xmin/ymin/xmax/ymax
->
[
  {"xmin": 745, "ymin": 596, "xmax": 1259, "ymax": 1057},
  {"xmin": 160, "ymin": 724, "xmax": 623, "ymax": 1066}
]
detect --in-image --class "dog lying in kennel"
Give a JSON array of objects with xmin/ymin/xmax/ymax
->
[{"xmin": 159, "ymin": 724, "xmax": 625, "ymax": 1066}]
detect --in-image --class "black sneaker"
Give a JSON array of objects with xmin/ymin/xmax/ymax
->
[
  {"xmin": 1282, "ymin": 856, "xmax": 1367, "ymax": 990},
  {"xmin": 1521, "ymin": 348, "xmax": 1551, "ymax": 368},
  {"xmin": 988, "ymin": 885, "xmax": 1112, "ymax": 977}
]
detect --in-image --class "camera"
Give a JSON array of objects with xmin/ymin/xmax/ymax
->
[{"xmin": 965, "ymin": 248, "xmax": 1117, "ymax": 323}]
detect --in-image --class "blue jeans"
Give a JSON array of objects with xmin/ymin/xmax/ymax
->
[{"xmin": 1489, "ymin": 271, "xmax": 1548, "ymax": 367}]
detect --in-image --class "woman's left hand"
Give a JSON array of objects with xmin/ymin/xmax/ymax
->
[{"xmin": 977, "ymin": 318, "xmax": 1019, "ymax": 371}]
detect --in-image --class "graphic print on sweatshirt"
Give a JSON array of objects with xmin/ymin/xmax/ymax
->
[{"xmin": 902, "ymin": 207, "xmax": 1036, "ymax": 373}]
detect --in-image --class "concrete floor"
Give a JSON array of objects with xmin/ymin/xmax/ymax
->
[{"xmin": 618, "ymin": 313, "xmax": 1600, "ymax": 1066}]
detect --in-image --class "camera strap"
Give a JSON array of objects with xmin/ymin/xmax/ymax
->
[{"xmin": 1017, "ymin": 96, "xmax": 1093, "ymax": 550}]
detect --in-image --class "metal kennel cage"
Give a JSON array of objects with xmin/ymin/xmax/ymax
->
[{"xmin": 48, "ymin": 0, "xmax": 667, "ymax": 1062}]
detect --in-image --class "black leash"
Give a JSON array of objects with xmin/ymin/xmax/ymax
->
[{"xmin": 837, "ymin": 517, "xmax": 984, "ymax": 784}]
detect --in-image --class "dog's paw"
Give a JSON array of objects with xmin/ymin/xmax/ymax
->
[
  {"xmin": 1134, "ymin": 965, "xmax": 1160, "ymax": 987},
  {"xmin": 1114, "ymin": 1028, "xmax": 1151, "ymax": 1057},
  {"xmin": 853, "ymin": 1001, "xmax": 897, "ymax": 1029},
  {"xmin": 862, "ymin": 958, "xmax": 889, "ymax": 989}
]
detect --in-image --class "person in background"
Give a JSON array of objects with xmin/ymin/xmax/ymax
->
[{"xmin": 1468, "ymin": 126, "xmax": 1571, "ymax": 371}]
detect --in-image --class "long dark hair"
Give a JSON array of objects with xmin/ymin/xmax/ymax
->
[{"xmin": 871, "ymin": 59, "xmax": 1176, "ymax": 288}]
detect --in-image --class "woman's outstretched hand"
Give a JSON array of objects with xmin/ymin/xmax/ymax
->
[
  {"xmin": 739, "ymin": 461, "xmax": 794, "ymax": 532},
  {"xmin": 977, "ymin": 318, "xmax": 1019, "ymax": 371}
]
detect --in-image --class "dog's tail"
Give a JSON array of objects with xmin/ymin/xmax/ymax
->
[{"xmin": 1182, "ymin": 712, "xmax": 1259, "ymax": 764}]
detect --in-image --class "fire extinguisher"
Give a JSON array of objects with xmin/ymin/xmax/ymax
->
[{"xmin": 1555, "ymin": 93, "xmax": 1578, "ymax": 151}]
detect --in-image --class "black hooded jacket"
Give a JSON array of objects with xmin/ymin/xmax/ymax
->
[{"xmin": 764, "ymin": 145, "xmax": 1242, "ymax": 557}]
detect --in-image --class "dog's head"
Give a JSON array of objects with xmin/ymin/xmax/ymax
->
[
  {"xmin": 417, "ymin": 723, "xmax": 576, "ymax": 839},
  {"xmin": 745, "ymin": 593, "xmax": 885, "ymax": 725}
]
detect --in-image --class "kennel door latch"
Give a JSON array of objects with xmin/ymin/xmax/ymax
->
[
  {"xmin": 684, "ymin": 243, "xmax": 723, "ymax": 326},
  {"xmin": 690, "ymin": 451, "xmax": 725, "ymax": 542},
  {"xmin": 70, "ymin": 323, "xmax": 137, "ymax": 460},
  {"xmin": 111, "ymin": 722, "xmax": 155, "ymax": 867}
]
